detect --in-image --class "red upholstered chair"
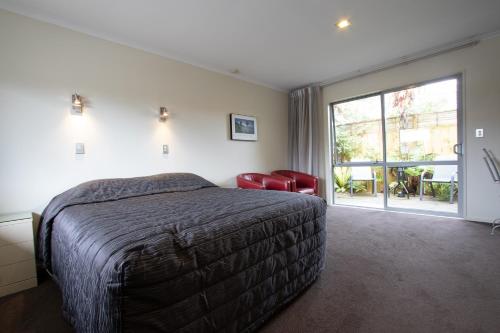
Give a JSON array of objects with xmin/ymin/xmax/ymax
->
[
  {"xmin": 236, "ymin": 173, "xmax": 292, "ymax": 191},
  {"xmin": 271, "ymin": 170, "xmax": 319, "ymax": 195}
]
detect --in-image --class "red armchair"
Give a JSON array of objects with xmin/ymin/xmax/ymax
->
[
  {"xmin": 271, "ymin": 170, "xmax": 319, "ymax": 195},
  {"xmin": 236, "ymin": 173, "xmax": 292, "ymax": 191}
]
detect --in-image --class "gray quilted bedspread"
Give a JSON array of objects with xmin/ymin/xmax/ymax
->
[{"xmin": 38, "ymin": 173, "xmax": 327, "ymax": 333}]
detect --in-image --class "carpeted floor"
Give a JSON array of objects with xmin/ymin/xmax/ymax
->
[{"xmin": 1, "ymin": 206, "xmax": 499, "ymax": 332}]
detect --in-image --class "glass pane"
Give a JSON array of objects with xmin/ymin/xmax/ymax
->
[
  {"xmin": 384, "ymin": 79, "xmax": 458, "ymax": 162},
  {"xmin": 386, "ymin": 165, "xmax": 458, "ymax": 214},
  {"xmin": 334, "ymin": 166, "xmax": 385, "ymax": 208},
  {"xmin": 333, "ymin": 96, "xmax": 383, "ymax": 163}
]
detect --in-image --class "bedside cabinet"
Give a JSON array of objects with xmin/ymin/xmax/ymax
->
[{"xmin": 0, "ymin": 212, "xmax": 38, "ymax": 297}]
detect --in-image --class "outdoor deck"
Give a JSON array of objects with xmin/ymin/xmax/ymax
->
[{"xmin": 334, "ymin": 192, "xmax": 458, "ymax": 214}]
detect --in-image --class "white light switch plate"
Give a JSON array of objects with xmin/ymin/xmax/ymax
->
[
  {"xmin": 475, "ymin": 128, "xmax": 484, "ymax": 138},
  {"xmin": 162, "ymin": 144, "xmax": 169, "ymax": 154},
  {"xmin": 75, "ymin": 143, "xmax": 85, "ymax": 154}
]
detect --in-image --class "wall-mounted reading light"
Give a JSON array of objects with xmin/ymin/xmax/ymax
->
[
  {"xmin": 72, "ymin": 93, "xmax": 83, "ymax": 113},
  {"xmin": 159, "ymin": 107, "xmax": 169, "ymax": 121}
]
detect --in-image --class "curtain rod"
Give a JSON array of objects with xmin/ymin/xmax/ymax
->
[
  {"xmin": 318, "ymin": 39, "xmax": 480, "ymax": 88},
  {"xmin": 289, "ymin": 30, "xmax": 500, "ymax": 92}
]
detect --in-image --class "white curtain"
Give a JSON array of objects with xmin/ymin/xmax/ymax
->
[{"xmin": 288, "ymin": 86, "xmax": 321, "ymax": 176}]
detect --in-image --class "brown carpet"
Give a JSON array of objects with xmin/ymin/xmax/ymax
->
[{"xmin": 1, "ymin": 206, "xmax": 499, "ymax": 332}]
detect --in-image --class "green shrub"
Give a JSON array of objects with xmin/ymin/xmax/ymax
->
[
  {"xmin": 432, "ymin": 183, "xmax": 458, "ymax": 201},
  {"xmin": 421, "ymin": 182, "xmax": 458, "ymax": 201},
  {"xmin": 334, "ymin": 167, "xmax": 350, "ymax": 192},
  {"xmin": 335, "ymin": 130, "xmax": 358, "ymax": 163},
  {"xmin": 404, "ymin": 166, "xmax": 424, "ymax": 177},
  {"xmin": 334, "ymin": 167, "xmax": 366, "ymax": 193}
]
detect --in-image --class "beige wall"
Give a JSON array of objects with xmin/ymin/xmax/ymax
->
[
  {"xmin": 322, "ymin": 35, "xmax": 500, "ymax": 222},
  {"xmin": 0, "ymin": 10, "xmax": 288, "ymax": 213}
]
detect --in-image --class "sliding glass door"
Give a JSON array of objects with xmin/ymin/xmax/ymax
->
[
  {"xmin": 330, "ymin": 75, "xmax": 463, "ymax": 216},
  {"xmin": 332, "ymin": 95, "xmax": 385, "ymax": 208}
]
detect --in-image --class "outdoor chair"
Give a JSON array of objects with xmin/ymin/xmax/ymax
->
[
  {"xmin": 350, "ymin": 167, "xmax": 377, "ymax": 197},
  {"xmin": 419, "ymin": 165, "xmax": 457, "ymax": 204}
]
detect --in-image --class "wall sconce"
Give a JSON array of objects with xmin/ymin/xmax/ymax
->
[
  {"xmin": 159, "ymin": 107, "xmax": 169, "ymax": 121},
  {"xmin": 72, "ymin": 93, "xmax": 83, "ymax": 113}
]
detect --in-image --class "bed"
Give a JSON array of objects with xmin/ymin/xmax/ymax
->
[{"xmin": 37, "ymin": 173, "xmax": 327, "ymax": 332}]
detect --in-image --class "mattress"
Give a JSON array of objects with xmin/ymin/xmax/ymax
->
[{"xmin": 38, "ymin": 173, "xmax": 327, "ymax": 332}]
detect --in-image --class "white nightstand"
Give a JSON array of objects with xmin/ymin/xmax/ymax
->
[{"xmin": 0, "ymin": 212, "xmax": 38, "ymax": 297}]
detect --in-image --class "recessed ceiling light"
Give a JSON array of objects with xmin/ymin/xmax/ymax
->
[{"xmin": 336, "ymin": 19, "xmax": 351, "ymax": 30}]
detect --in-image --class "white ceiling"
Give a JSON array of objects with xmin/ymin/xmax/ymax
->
[{"xmin": 1, "ymin": 0, "xmax": 500, "ymax": 91}]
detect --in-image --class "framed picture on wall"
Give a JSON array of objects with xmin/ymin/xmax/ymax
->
[{"xmin": 230, "ymin": 114, "xmax": 258, "ymax": 141}]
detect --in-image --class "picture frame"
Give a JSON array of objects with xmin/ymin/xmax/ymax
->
[{"xmin": 230, "ymin": 113, "xmax": 258, "ymax": 141}]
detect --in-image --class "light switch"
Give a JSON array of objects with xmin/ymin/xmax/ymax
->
[
  {"xmin": 475, "ymin": 128, "xmax": 484, "ymax": 138},
  {"xmin": 75, "ymin": 143, "xmax": 85, "ymax": 154},
  {"xmin": 162, "ymin": 144, "xmax": 169, "ymax": 154}
]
